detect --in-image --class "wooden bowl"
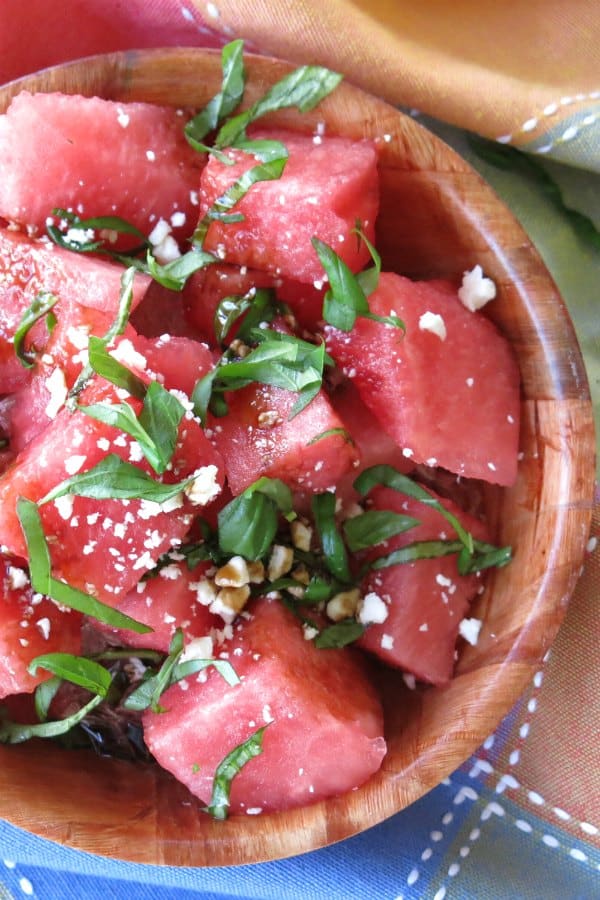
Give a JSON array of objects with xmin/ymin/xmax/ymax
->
[{"xmin": 0, "ymin": 49, "xmax": 595, "ymax": 866}]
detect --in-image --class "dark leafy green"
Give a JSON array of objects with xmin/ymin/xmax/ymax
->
[
  {"xmin": 28, "ymin": 652, "xmax": 113, "ymax": 697},
  {"xmin": 203, "ymin": 726, "xmax": 268, "ymax": 820},
  {"xmin": 13, "ymin": 292, "xmax": 59, "ymax": 369},
  {"xmin": 185, "ymin": 39, "xmax": 246, "ymax": 152},
  {"xmin": 343, "ymin": 509, "xmax": 421, "ymax": 552},
  {"xmin": 311, "ymin": 492, "xmax": 352, "ymax": 583},
  {"xmin": 218, "ymin": 477, "xmax": 295, "ymax": 560},
  {"xmin": 314, "ymin": 619, "xmax": 365, "ymax": 649}
]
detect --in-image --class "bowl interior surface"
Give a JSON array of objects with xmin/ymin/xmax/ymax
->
[{"xmin": 0, "ymin": 48, "xmax": 594, "ymax": 866}]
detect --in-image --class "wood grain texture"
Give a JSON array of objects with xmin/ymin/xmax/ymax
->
[{"xmin": 0, "ymin": 48, "xmax": 595, "ymax": 866}]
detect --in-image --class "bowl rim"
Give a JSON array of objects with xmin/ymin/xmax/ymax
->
[{"xmin": 0, "ymin": 45, "xmax": 595, "ymax": 867}]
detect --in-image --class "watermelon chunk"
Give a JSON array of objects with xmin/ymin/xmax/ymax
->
[
  {"xmin": 0, "ymin": 376, "xmax": 225, "ymax": 604},
  {"xmin": 0, "ymin": 558, "xmax": 81, "ymax": 698},
  {"xmin": 143, "ymin": 597, "xmax": 386, "ymax": 813},
  {"xmin": 208, "ymin": 381, "xmax": 360, "ymax": 496},
  {"xmin": 358, "ymin": 485, "xmax": 490, "ymax": 685},
  {"xmin": 0, "ymin": 228, "xmax": 149, "ymax": 394},
  {"xmin": 0, "ymin": 92, "xmax": 203, "ymax": 244},
  {"xmin": 198, "ymin": 129, "xmax": 378, "ymax": 283},
  {"xmin": 324, "ymin": 272, "xmax": 520, "ymax": 485},
  {"xmin": 94, "ymin": 560, "xmax": 222, "ymax": 653},
  {"xmin": 182, "ymin": 264, "xmax": 275, "ymax": 345}
]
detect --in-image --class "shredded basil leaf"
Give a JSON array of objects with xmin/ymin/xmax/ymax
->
[
  {"xmin": 311, "ymin": 492, "xmax": 352, "ymax": 583},
  {"xmin": 368, "ymin": 537, "xmax": 512, "ymax": 575},
  {"xmin": 28, "ymin": 652, "xmax": 113, "ymax": 697},
  {"xmin": 213, "ymin": 287, "xmax": 276, "ymax": 346},
  {"xmin": 193, "ymin": 152, "xmax": 288, "ymax": 247},
  {"xmin": 13, "ymin": 292, "xmax": 59, "ymax": 369},
  {"xmin": 343, "ymin": 509, "xmax": 421, "ymax": 552},
  {"xmin": 353, "ymin": 465, "xmax": 475, "ymax": 553},
  {"xmin": 87, "ymin": 336, "xmax": 147, "ymax": 399},
  {"xmin": 47, "ymin": 208, "xmax": 149, "ymax": 256},
  {"xmin": 313, "ymin": 236, "xmax": 403, "ymax": 332},
  {"xmin": 218, "ymin": 477, "xmax": 295, "ymax": 560},
  {"xmin": 68, "ymin": 266, "xmax": 137, "ymax": 406},
  {"xmin": 203, "ymin": 726, "xmax": 268, "ymax": 820},
  {"xmin": 214, "ymin": 64, "xmax": 342, "ymax": 149},
  {"xmin": 185, "ymin": 39, "xmax": 246, "ymax": 152},
  {"xmin": 193, "ymin": 328, "xmax": 330, "ymax": 422},
  {"xmin": 307, "ymin": 427, "xmax": 354, "ymax": 447},
  {"xmin": 314, "ymin": 619, "xmax": 365, "ymax": 649},
  {"xmin": 124, "ymin": 631, "xmax": 240, "ymax": 713},
  {"xmin": 16, "ymin": 496, "xmax": 152, "ymax": 634},
  {"xmin": 38, "ymin": 453, "xmax": 193, "ymax": 506},
  {"xmin": 145, "ymin": 246, "xmax": 216, "ymax": 291},
  {"xmin": 34, "ymin": 675, "xmax": 62, "ymax": 722},
  {"xmin": 0, "ymin": 693, "xmax": 104, "ymax": 744}
]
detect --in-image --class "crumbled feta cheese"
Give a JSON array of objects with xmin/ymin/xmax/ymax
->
[
  {"xmin": 7, "ymin": 566, "xmax": 29, "ymax": 591},
  {"xmin": 44, "ymin": 367, "xmax": 68, "ymax": 419},
  {"xmin": 381, "ymin": 633, "xmax": 394, "ymax": 650},
  {"xmin": 458, "ymin": 265, "xmax": 496, "ymax": 312},
  {"xmin": 419, "ymin": 311, "xmax": 447, "ymax": 341},
  {"xmin": 111, "ymin": 339, "xmax": 147, "ymax": 373},
  {"xmin": 215, "ymin": 556, "xmax": 250, "ymax": 588},
  {"xmin": 180, "ymin": 636, "xmax": 214, "ymax": 662},
  {"xmin": 64, "ymin": 454, "xmax": 86, "ymax": 475},
  {"xmin": 357, "ymin": 592, "xmax": 389, "ymax": 626},
  {"xmin": 36, "ymin": 617, "xmax": 51, "ymax": 640},
  {"xmin": 54, "ymin": 495, "xmax": 75, "ymax": 521},
  {"xmin": 184, "ymin": 465, "xmax": 221, "ymax": 506},
  {"xmin": 459, "ymin": 617, "xmax": 483, "ymax": 646}
]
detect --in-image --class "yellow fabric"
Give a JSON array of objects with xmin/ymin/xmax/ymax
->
[{"xmin": 196, "ymin": 0, "xmax": 600, "ymax": 168}]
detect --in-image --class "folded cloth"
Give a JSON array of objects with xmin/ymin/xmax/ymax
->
[
  {"xmin": 0, "ymin": 2, "xmax": 598, "ymax": 898},
  {"xmin": 193, "ymin": 0, "xmax": 600, "ymax": 171}
]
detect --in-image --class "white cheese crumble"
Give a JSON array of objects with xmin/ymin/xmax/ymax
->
[
  {"xmin": 54, "ymin": 495, "xmax": 75, "ymax": 521},
  {"xmin": 381, "ymin": 633, "xmax": 394, "ymax": 650},
  {"xmin": 44, "ymin": 367, "xmax": 68, "ymax": 419},
  {"xmin": 7, "ymin": 566, "xmax": 29, "ymax": 591},
  {"xmin": 111, "ymin": 339, "xmax": 147, "ymax": 373},
  {"xmin": 418, "ymin": 311, "xmax": 447, "ymax": 341},
  {"xmin": 184, "ymin": 465, "xmax": 221, "ymax": 506},
  {"xmin": 36, "ymin": 617, "xmax": 51, "ymax": 640},
  {"xmin": 458, "ymin": 265, "xmax": 496, "ymax": 312},
  {"xmin": 357, "ymin": 592, "xmax": 389, "ymax": 625},
  {"xmin": 459, "ymin": 617, "xmax": 483, "ymax": 646},
  {"xmin": 180, "ymin": 636, "xmax": 214, "ymax": 662},
  {"xmin": 64, "ymin": 454, "xmax": 86, "ymax": 475}
]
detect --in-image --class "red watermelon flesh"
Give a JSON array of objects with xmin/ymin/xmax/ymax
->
[
  {"xmin": 182, "ymin": 264, "xmax": 275, "ymax": 345},
  {"xmin": 275, "ymin": 277, "xmax": 325, "ymax": 331},
  {"xmin": 324, "ymin": 272, "xmax": 520, "ymax": 486},
  {"xmin": 0, "ymin": 558, "xmax": 82, "ymax": 699},
  {"xmin": 133, "ymin": 334, "xmax": 215, "ymax": 399},
  {"xmin": 208, "ymin": 380, "xmax": 360, "ymax": 496},
  {"xmin": 0, "ymin": 92, "xmax": 203, "ymax": 246},
  {"xmin": 358, "ymin": 486, "xmax": 490, "ymax": 686},
  {"xmin": 143, "ymin": 597, "xmax": 386, "ymax": 814},
  {"xmin": 0, "ymin": 376, "xmax": 225, "ymax": 605},
  {"xmin": 198, "ymin": 129, "xmax": 378, "ymax": 284},
  {"xmin": 0, "ymin": 227, "xmax": 150, "ymax": 394},
  {"xmin": 94, "ymin": 560, "xmax": 222, "ymax": 653}
]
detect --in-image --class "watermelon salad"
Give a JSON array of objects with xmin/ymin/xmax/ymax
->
[{"xmin": 0, "ymin": 42, "xmax": 520, "ymax": 818}]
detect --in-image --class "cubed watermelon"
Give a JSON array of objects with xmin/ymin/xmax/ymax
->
[
  {"xmin": 182, "ymin": 264, "xmax": 275, "ymax": 345},
  {"xmin": 358, "ymin": 485, "xmax": 490, "ymax": 685},
  {"xmin": 324, "ymin": 272, "xmax": 520, "ymax": 485},
  {"xmin": 208, "ymin": 380, "xmax": 360, "ymax": 496},
  {"xmin": 198, "ymin": 129, "xmax": 378, "ymax": 283},
  {"xmin": 94, "ymin": 560, "xmax": 222, "ymax": 653},
  {"xmin": 0, "ymin": 92, "xmax": 203, "ymax": 245},
  {"xmin": 0, "ymin": 375, "xmax": 224, "ymax": 604},
  {"xmin": 0, "ymin": 228, "xmax": 149, "ymax": 394},
  {"xmin": 143, "ymin": 596, "xmax": 386, "ymax": 813},
  {"xmin": 0, "ymin": 558, "xmax": 81, "ymax": 698}
]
